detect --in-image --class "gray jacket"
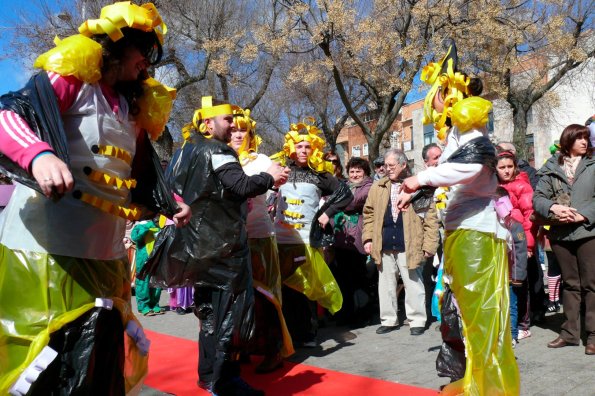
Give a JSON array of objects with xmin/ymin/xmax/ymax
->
[{"xmin": 533, "ymin": 154, "xmax": 595, "ymax": 242}]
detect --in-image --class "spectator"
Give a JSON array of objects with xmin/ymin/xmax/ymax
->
[
  {"xmin": 496, "ymin": 142, "xmax": 539, "ymax": 189},
  {"xmin": 495, "ymin": 187, "xmax": 528, "ymax": 347},
  {"xmin": 363, "ymin": 149, "xmax": 439, "ymax": 336},
  {"xmin": 373, "ymin": 156, "xmax": 386, "ymax": 180},
  {"xmin": 331, "ymin": 157, "xmax": 375, "ymax": 327},
  {"xmin": 533, "ymin": 124, "xmax": 594, "ymax": 355},
  {"xmin": 323, "ymin": 151, "xmax": 345, "ymax": 180},
  {"xmin": 496, "ymin": 150, "xmax": 541, "ymax": 337},
  {"xmin": 422, "ymin": 143, "xmax": 442, "ymax": 168}
]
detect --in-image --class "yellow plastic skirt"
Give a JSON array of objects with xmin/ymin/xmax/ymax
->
[
  {"xmin": 249, "ymin": 236, "xmax": 294, "ymax": 357},
  {"xmin": 441, "ymin": 229, "xmax": 520, "ymax": 396},
  {"xmin": 0, "ymin": 244, "xmax": 147, "ymax": 394},
  {"xmin": 279, "ymin": 244, "xmax": 343, "ymax": 315}
]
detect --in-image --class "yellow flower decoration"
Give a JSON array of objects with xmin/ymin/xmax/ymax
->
[
  {"xmin": 136, "ymin": 77, "xmax": 177, "ymax": 140},
  {"xmin": 451, "ymin": 97, "xmax": 492, "ymax": 133},
  {"xmin": 421, "ymin": 44, "xmax": 470, "ymax": 141},
  {"xmin": 270, "ymin": 117, "xmax": 333, "ymax": 173},
  {"xmin": 78, "ymin": 1, "xmax": 167, "ymax": 45}
]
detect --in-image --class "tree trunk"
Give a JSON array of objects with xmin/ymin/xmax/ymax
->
[{"xmin": 512, "ymin": 107, "xmax": 529, "ymax": 161}]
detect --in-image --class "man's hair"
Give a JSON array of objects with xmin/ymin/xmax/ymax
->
[
  {"xmin": 422, "ymin": 143, "xmax": 441, "ymax": 161},
  {"xmin": 496, "ymin": 141, "xmax": 516, "ymax": 154},
  {"xmin": 384, "ymin": 148, "xmax": 408, "ymax": 165},
  {"xmin": 373, "ymin": 156, "xmax": 384, "ymax": 167},
  {"xmin": 346, "ymin": 157, "xmax": 371, "ymax": 176}
]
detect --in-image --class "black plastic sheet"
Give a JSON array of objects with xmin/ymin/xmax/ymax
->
[
  {"xmin": 310, "ymin": 181, "xmax": 352, "ymax": 248},
  {"xmin": 446, "ymin": 136, "xmax": 496, "ymax": 170},
  {"xmin": 0, "ymin": 71, "xmax": 70, "ymax": 198}
]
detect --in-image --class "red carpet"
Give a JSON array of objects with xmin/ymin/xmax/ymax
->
[{"xmin": 144, "ymin": 330, "xmax": 438, "ymax": 395}]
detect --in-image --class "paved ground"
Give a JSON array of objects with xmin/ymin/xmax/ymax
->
[{"xmin": 136, "ymin": 294, "xmax": 595, "ymax": 396}]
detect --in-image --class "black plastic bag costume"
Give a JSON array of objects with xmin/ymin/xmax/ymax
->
[
  {"xmin": 141, "ymin": 132, "xmax": 268, "ymax": 389},
  {"xmin": 310, "ymin": 181, "xmax": 352, "ymax": 248}
]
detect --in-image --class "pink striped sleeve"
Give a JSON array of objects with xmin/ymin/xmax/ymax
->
[{"xmin": 0, "ymin": 72, "xmax": 82, "ymax": 171}]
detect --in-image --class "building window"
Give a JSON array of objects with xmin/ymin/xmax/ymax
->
[
  {"xmin": 526, "ymin": 133, "xmax": 535, "ymax": 167},
  {"xmin": 423, "ymin": 123, "xmax": 435, "ymax": 146},
  {"xmin": 352, "ymin": 145, "xmax": 361, "ymax": 157},
  {"xmin": 487, "ymin": 111, "xmax": 495, "ymax": 134},
  {"xmin": 363, "ymin": 143, "xmax": 369, "ymax": 156}
]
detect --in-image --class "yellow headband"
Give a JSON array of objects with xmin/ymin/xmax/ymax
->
[
  {"xmin": 183, "ymin": 96, "xmax": 233, "ymax": 139},
  {"xmin": 421, "ymin": 46, "xmax": 470, "ymax": 141},
  {"xmin": 271, "ymin": 118, "xmax": 333, "ymax": 173},
  {"xmin": 79, "ymin": 1, "xmax": 167, "ymax": 44}
]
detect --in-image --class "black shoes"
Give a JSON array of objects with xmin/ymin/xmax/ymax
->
[
  {"xmin": 376, "ymin": 325, "xmax": 398, "ymax": 334},
  {"xmin": 410, "ymin": 327, "xmax": 425, "ymax": 336},
  {"xmin": 546, "ymin": 300, "xmax": 561, "ymax": 313}
]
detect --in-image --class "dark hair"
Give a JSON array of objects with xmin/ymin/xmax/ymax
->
[
  {"xmin": 94, "ymin": 28, "xmax": 163, "ymax": 115},
  {"xmin": 496, "ymin": 150, "xmax": 519, "ymax": 179},
  {"xmin": 346, "ymin": 157, "xmax": 371, "ymax": 176},
  {"xmin": 467, "ymin": 77, "xmax": 483, "ymax": 96},
  {"xmin": 422, "ymin": 143, "xmax": 440, "ymax": 161},
  {"xmin": 558, "ymin": 124, "xmax": 592, "ymax": 164}
]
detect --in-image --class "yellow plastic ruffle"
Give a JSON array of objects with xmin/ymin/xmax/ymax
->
[
  {"xmin": 451, "ymin": 96, "xmax": 492, "ymax": 133},
  {"xmin": 249, "ymin": 237, "xmax": 294, "ymax": 358},
  {"xmin": 0, "ymin": 245, "xmax": 147, "ymax": 394},
  {"xmin": 34, "ymin": 34, "xmax": 103, "ymax": 83},
  {"xmin": 283, "ymin": 245, "xmax": 343, "ymax": 314},
  {"xmin": 441, "ymin": 229, "xmax": 520, "ymax": 396},
  {"xmin": 136, "ymin": 77, "xmax": 177, "ymax": 141}
]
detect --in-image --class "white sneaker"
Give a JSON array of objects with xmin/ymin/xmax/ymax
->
[
  {"xmin": 518, "ymin": 329, "xmax": 531, "ymax": 340},
  {"xmin": 512, "ymin": 339, "xmax": 518, "ymax": 348}
]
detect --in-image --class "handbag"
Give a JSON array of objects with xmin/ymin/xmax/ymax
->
[{"xmin": 530, "ymin": 178, "xmax": 571, "ymax": 226}]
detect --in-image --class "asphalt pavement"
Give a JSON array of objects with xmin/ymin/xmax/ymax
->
[{"xmin": 136, "ymin": 293, "xmax": 595, "ymax": 396}]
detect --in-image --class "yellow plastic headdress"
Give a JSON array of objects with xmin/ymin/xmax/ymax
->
[
  {"xmin": 232, "ymin": 106, "xmax": 262, "ymax": 165},
  {"xmin": 271, "ymin": 117, "xmax": 333, "ymax": 173},
  {"xmin": 451, "ymin": 97, "xmax": 492, "ymax": 133},
  {"xmin": 421, "ymin": 41, "xmax": 470, "ymax": 141},
  {"xmin": 183, "ymin": 96, "xmax": 233, "ymax": 140},
  {"xmin": 78, "ymin": 2, "xmax": 167, "ymax": 45}
]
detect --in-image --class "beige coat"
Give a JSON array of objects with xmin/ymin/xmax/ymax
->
[{"xmin": 362, "ymin": 177, "xmax": 440, "ymax": 269}]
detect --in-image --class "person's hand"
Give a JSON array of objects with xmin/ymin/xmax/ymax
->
[
  {"xmin": 399, "ymin": 175, "xmax": 420, "ymax": 194},
  {"xmin": 423, "ymin": 250, "xmax": 433, "ymax": 258},
  {"xmin": 31, "ymin": 153, "xmax": 74, "ymax": 198},
  {"xmin": 569, "ymin": 208, "xmax": 585, "ymax": 223},
  {"xmin": 549, "ymin": 204, "xmax": 575, "ymax": 223},
  {"xmin": 318, "ymin": 212, "xmax": 330, "ymax": 228},
  {"xmin": 267, "ymin": 162, "xmax": 289, "ymax": 187},
  {"xmin": 397, "ymin": 192, "xmax": 412, "ymax": 211},
  {"xmin": 364, "ymin": 241, "xmax": 372, "ymax": 255},
  {"xmin": 173, "ymin": 201, "xmax": 192, "ymax": 227}
]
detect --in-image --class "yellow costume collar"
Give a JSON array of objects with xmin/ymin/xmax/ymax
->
[
  {"xmin": 271, "ymin": 118, "xmax": 334, "ymax": 173},
  {"xmin": 78, "ymin": 1, "xmax": 166, "ymax": 45},
  {"xmin": 421, "ymin": 44, "xmax": 470, "ymax": 141}
]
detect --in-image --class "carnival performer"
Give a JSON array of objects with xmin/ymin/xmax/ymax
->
[
  {"xmin": 229, "ymin": 107, "xmax": 294, "ymax": 373},
  {"xmin": 271, "ymin": 120, "xmax": 352, "ymax": 347},
  {"xmin": 0, "ymin": 2, "xmax": 191, "ymax": 395},
  {"xmin": 400, "ymin": 42, "xmax": 519, "ymax": 395},
  {"xmin": 160, "ymin": 97, "xmax": 288, "ymax": 396}
]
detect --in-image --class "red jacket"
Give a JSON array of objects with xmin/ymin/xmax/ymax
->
[{"xmin": 500, "ymin": 171, "xmax": 536, "ymax": 252}]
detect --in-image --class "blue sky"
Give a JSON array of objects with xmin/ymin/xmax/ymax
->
[{"xmin": 0, "ymin": 0, "xmax": 68, "ymax": 93}]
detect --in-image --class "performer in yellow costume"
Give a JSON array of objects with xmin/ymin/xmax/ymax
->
[
  {"xmin": 271, "ymin": 120, "xmax": 351, "ymax": 347},
  {"xmin": 401, "ymin": 41, "xmax": 520, "ymax": 395},
  {"xmin": 0, "ymin": 3, "xmax": 188, "ymax": 395}
]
